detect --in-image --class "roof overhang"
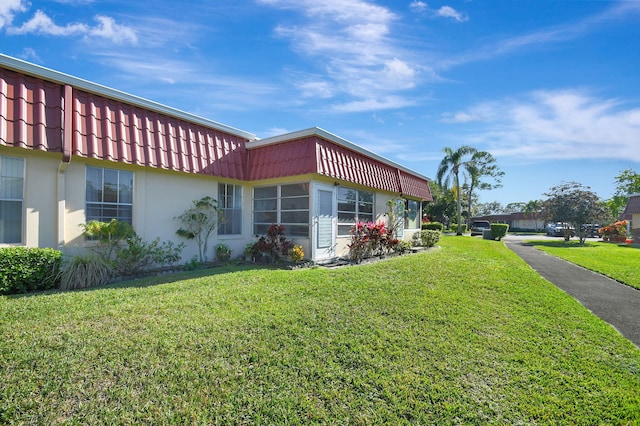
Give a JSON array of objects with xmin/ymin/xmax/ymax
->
[
  {"xmin": 249, "ymin": 127, "xmax": 431, "ymax": 182},
  {"xmin": 0, "ymin": 54, "xmax": 257, "ymax": 141}
]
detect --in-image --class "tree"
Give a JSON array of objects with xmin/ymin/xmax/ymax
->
[
  {"xmin": 463, "ymin": 151, "xmax": 504, "ymax": 227},
  {"xmin": 423, "ymin": 181, "xmax": 456, "ymax": 226},
  {"xmin": 605, "ymin": 169, "xmax": 640, "ymax": 220},
  {"xmin": 523, "ymin": 199, "xmax": 544, "ymax": 232},
  {"xmin": 542, "ymin": 182, "xmax": 605, "ymax": 243},
  {"xmin": 437, "ymin": 145, "xmax": 477, "ymax": 235},
  {"xmin": 175, "ymin": 196, "xmax": 222, "ymax": 263}
]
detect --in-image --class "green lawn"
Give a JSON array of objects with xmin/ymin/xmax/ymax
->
[
  {"xmin": 1, "ymin": 237, "xmax": 639, "ymax": 424},
  {"xmin": 529, "ymin": 240, "xmax": 640, "ymax": 290}
]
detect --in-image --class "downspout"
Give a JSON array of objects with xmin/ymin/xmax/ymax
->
[{"xmin": 57, "ymin": 84, "xmax": 73, "ymax": 249}]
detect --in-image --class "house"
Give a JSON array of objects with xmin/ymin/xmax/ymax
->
[
  {"xmin": 0, "ymin": 54, "xmax": 431, "ymax": 263},
  {"xmin": 471, "ymin": 212, "xmax": 544, "ymax": 232},
  {"xmin": 621, "ymin": 194, "xmax": 640, "ymax": 241}
]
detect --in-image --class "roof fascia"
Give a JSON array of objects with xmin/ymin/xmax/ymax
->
[
  {"xmin": 249, "ymin": 127, "xmax": 431, "ymax": 182},
  {"xmin": 0, "ymin": 54, "xmax": 257, "ymax": 141}
]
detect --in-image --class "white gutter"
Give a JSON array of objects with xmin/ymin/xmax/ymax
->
[{"xmin": 0, "ymin": 54, "xmax": 257, "ymax": 141}]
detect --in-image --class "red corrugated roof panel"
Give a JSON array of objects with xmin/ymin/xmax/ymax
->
[
  {"xmin": 247, "ymin": 137, "xmax": 317, "ymax": 180},
  {"xmin": 71, "ymin": 89, "xmax": 248, "ymax": 179},
  {"xmin": 398, "ymin": 169, "xmax": 432, "ymax": 200},
  {"xmin": 0, "ymin": 68, "xmax": 63, "ymax": 152}
]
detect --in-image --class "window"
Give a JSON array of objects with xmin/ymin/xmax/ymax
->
[
  {"xmin": 337, "ymin": 186, "xmax": 374, "ymax": 236},
  {"xmin": 218, "ymin": 183, "xmax": 242, "ymax": 235},
  {"xmin": 253, "ymin": 183, "xmax": 309, "ymax": 237},
  {"xmin": 0, "ymin": 156, "xmax": 24, "ymax": 244},
  {"xmin": 405, "ymin": 199, "xmax": 421, "ymax": 229},
  {"xmin": 86, "ymin": 166, "xmax": 134, "ymax": 224}
]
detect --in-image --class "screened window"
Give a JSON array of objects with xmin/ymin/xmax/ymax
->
[
  {"xmin": 337, "ymin": 186, "xmax": 374, "ymax": 236},
  {"xmin": 253, "ymin": 183, "xmax": 309, "ymax": 237},
  {"xmin": 405, "ymin": 199, "xmax": 421, "ymax": 229},
  {"xmin": 0, "ymin": 156, "xmax": 24, "ymax": 244},
  {"xmin": 218, "ymin": 183, "xmax": 242, "ymax": 235},
  {"xmin": 86, "ymin": 166, "xmax": 134, "ymax": 224}
]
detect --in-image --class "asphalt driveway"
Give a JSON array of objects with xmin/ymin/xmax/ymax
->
[{"xmin": 503, "ymin": 236, "xmax": 640, "ymax": 348}]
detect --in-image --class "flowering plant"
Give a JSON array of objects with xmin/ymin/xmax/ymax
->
[
  {"xmin": 290, "ymin": 245, "xmax": 304, "ymax": 263},
  {"xmin": 348, "ymin": 221, "xmax": 397, "ymax": 262},
  {"xmin": 598, "ymin": 220, "xmax": 628, "ymax": 238}
]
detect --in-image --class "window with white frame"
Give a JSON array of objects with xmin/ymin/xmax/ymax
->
[
  {"xmin": 253, "ymin": 183, "xmax": 309, "ymax": 237},
  {"xmin": 218, "ymin": 183, "xmax": 242, "ymax": 235},
  {"xmin": 405, "ymin": 199, "xmax": 421, "ymax": 229},
  {"xmin": 0, "ymin": 156, "xmax": 24, "ymax": 244},
  {"xmin": 85, "ymin": 166, "xmax": 134, "ymax": 224},
  {"xmin": 337, "ymin": 186, "xmax": 374, "ymax": 236}
]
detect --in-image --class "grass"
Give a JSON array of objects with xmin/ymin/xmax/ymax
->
[
  {"xmin": 529, "ymin": 240, "xmax": 640, "ymax": 290},
  {"xmin": 1, "ymin": 237, "xmax": 639, "ymax": 424}
]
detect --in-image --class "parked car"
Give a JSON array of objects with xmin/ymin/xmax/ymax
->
[
  {"xmin": 470, "ymin": 220, "xmax": 491, "ymax": 236},
  {"xmin": 546, "ymin": 222, "xmax": 575, "ymax": 237},
  {"xmin": 580, "ymin": 224, "xmax": 600, "ymax": 238}
]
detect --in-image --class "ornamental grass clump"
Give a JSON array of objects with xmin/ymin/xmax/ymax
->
[{"xmin": 59, "ymin": 253, "xmax": 115, "ymax": 290}]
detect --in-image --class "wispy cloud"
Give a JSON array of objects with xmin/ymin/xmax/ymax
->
[
  {"xmin": 0, "ymin": 0, "xmax": 26, "ymax": 29},
  {"xmin": 258, "ymin": 0, "xmax": 424, "ymax": 112},
  {"xmin": 409, "ymin": 1, "xmax": 468, "ymax": 22},
  {"xmin": 7, "ymin": 10, "xmax": 137, "ymax": 44},
  {"xmin": 442, "ymin": 90, "xmax": 640, "ymax": 162},
  {"xmin": 440, "ymin": 1, "xmax": 640, "ymax": 69}
]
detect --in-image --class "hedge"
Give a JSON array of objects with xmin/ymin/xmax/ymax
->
[
  {"xmin": 421, "ymin": 222, "xmax": 444, "ymax": 231},
  {"xmin": 491, "ymin": 224, "xmax": 510, "ymax": 241},
  {"xmin": 0, "ymin": 247, "xmax": 62, "ymax": 295}
]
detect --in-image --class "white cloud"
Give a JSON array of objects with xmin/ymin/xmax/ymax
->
[
  {"xmin": 436, "ymin": 6, "xmax": 467, "ymax": 22},
  {"xmin": 0, "ymin": 0, "xmax": 26, "ymax": 29},
  {"xmin": 259, "ymin": 0, "xmax": 423, "ymax": 111},
  {"xmin": 409, "ymin": 2, "xmax": 467, "ymax": 22},
  {"xmin": 446, "ymin": 90, "xmax": 640, "ymax": 162},
  {"xmin": 8, "ymin": 10, "xmax": 137, "ymax": 44}
]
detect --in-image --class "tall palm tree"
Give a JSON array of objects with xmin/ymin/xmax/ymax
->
[{"xmin": 436, "ymin": 145, "xmax": 477, "ymax": 235}]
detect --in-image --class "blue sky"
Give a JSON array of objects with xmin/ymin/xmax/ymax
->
[{"xmin": 1, "ymin": 0, "xmax": 639, "ymax": 207}]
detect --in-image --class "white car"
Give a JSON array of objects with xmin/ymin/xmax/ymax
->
[{"xmin": 546, "ymin": 222, "xmax": 575, "ymax": 237}]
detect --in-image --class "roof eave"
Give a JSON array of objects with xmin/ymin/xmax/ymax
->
[
  {"xmin": 0, "ymin": 54, "xmax": 257, "ymax": 141},
  {"xmin": 249, "ymin": 127, "xmax": 431, "ymax": 182}
]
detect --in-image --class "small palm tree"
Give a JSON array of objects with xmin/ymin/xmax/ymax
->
[{"xmin": 436, "ymin": 145, "xmax": 477, "ymax": 235}]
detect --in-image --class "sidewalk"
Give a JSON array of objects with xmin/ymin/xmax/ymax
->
[{"xmin": 504, "ymin": 240, "xmax": 640, "ymax": 348}]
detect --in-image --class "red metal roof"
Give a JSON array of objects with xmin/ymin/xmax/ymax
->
[
  {"xmin": 248, "ymin": 134, "xmax": 432, "ymax": 200},
  {"xmin": 0, "ymin": 68, "xmax": 64, "ymax": 152},
  {"xmin": 1, "ymin": 56, "xmax": 432, "ymax": 200},
  {"xmin": 71, "ymin": 89, "xmax": 248, "ymax": 179}
]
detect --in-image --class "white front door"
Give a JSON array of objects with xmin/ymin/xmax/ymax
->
[{"xmin": 314, "ymin": 184, "xmax": 336, "ymax": 261}]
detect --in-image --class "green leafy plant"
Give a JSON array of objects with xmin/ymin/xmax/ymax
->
[
  {"xmin": 0, "ymin": 247, "xmax": 62, "ymax": 295},
  {"xmin": 422, "ymin": 221, "xmax": 444, "ymax": 231},
  {"xmin": 81, "ymin": 219, "xmax": 135, "ymax": 257},
  {"xmin": 115, "ymin": 236, "xmax": 184, "ymax": 275},
  {"xmin": 215, "ymin": 241, "xmax": 231, "ymax": 263},
  {"xmin": 251, "ymin": 224, "xmax": 294, "ymax": 263},
  {"xmin": 490, "ymin": 223, "xmax": 509, "ymax": 241},
  {"xmin": 420, "ymin": 230, "xmax": 441, "ymax": 247},
  {"xmin": 289, "ymin": 245, "xmax": 305, "ymax": 263},
  {"xmin": 59, "ymin": 252, "xmax": 116, "ymax": 290},
  {"xmin": 176, "ymin": 196, "xmax": 222, "ymax": 263},
  {"xmin": 450, "ymin": 223, "xmax": 467, "ymax": 234}
]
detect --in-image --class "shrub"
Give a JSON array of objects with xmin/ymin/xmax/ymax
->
[
  {"xmin": 450, "ymin": 224, "xmax": 468, "ymax": 234},
  {"xmin": 394, "ymin": 240, "xmax": 413, "ymax": 253},
  {"xmin": 215, "ymin": 241, "xmax": 231, "ymax": 263},
  {"xmin": 59, "ymin": 253, "xmax": 115, "ymax": 290},
  {"xmin": 420, "ymin": 230, "xmax": 441, "ymax": 247},
  {"xmin": 491, "ymin": 224, "xmax": 509, "ymax": 241},
  {"xmin": 290, "ymin": 245, "xmax": 305, "ymax": 263},
  {"xmin": 115, "ymin": 236, "xmax": 184, "ymax": 276},
  {"xmin": 421, "ymin": 222, "xmax": 444, "ymax": 231},
  {"xmin": 348, "ymin": 222, "xmax": 389, "ymax": 262},
  {"xmin": 251, "ymin": 224, "xmax": 294, "ymax": 263},
  {"xmin": 0, "ymin": 247, "xmax": 62, "ymax": 295},
  {"xmin": 81, "ymin": 219, "xmax": 135, "ymax": 257}
]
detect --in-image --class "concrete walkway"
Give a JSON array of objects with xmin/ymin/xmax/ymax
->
[{"xmin": 504, "ymin": 240, "xmax": 640, "ymax": 348}]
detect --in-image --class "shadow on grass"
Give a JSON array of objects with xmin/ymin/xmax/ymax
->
[
  {"xmin": 6, "ymin": 261, "xmax": 288, "ymax": 300},
  {"xmin": 527, "ymin": 240, "xmax": 595, "ymax": 249}
]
